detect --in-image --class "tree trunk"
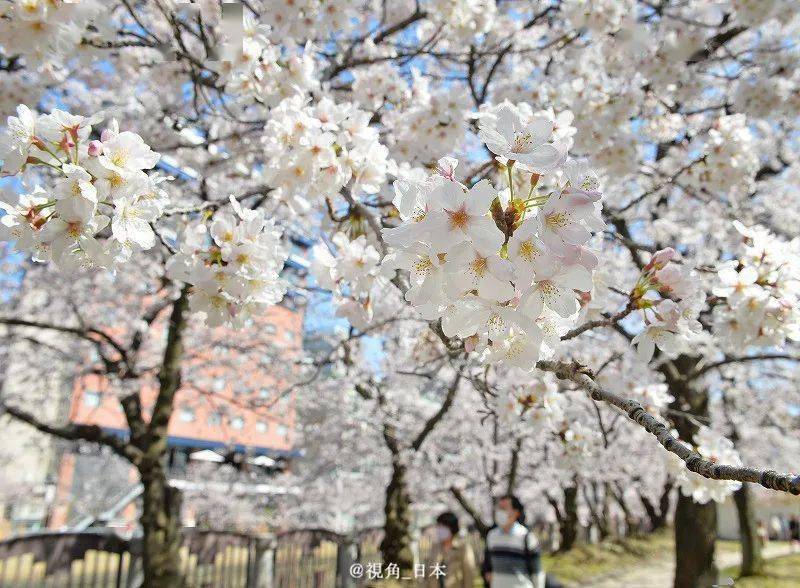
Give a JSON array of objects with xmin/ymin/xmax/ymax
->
[
  {"xmin": 639, "ymin": 480, "xmax": 673, "ymax": 532},
  {"xmin": 662, "ymin": 355, "xmax": 718, "ymax": 588},
  {"xmin": 611, "ymin": 484, "xmax": 639, "ymax": 537},
  {"xmin": 674, "ymin": 493, "xmax": 717, "ymax": 588},
  {"xmin": 140, "ymin": 466, "xmax": 183, "ymax": 587},
  {"xmin": 558, "ymin": 484, "xmax": 579, "ymax": 552},
  {"xmin": 380, "ymin": 458, "xmax": 413, "ymax": 572},
  {"xmin": 657, "ymin": 480, "xmax": 673, "ymax": 530},
  {"xmin": 733, "ymin": 483, "xmax": 764, "ymax": 577},
  {"xmin": 137, "ymin": 286, "xmax": 190, "ymax": 586}
]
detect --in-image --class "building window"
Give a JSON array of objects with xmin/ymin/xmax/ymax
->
[
  {"xmin": 230, "ymin": 416, "xmax": 244, "ymax": 430},
  {"xmin": 179, "ymin": 408, "xmax": 195, "ymax": 422},
  {"xmin": 256, "ymin": 421, "xmax": 268, "ymax": 434},
  {"xmin": 83, "ymin": 391, "xmax": 101, "ymax": 408},
  {"xmin": 207, "ymin": 412, "xmax": 222, "ymax": 426},
  {"xmin": 277, "ymin": 424, "xmax": 289, "ymax": 439}
]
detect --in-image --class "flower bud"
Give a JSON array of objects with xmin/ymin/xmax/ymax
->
[
  {"xmin": 88, "ymin": 140, "xmax": 103, "ymax": 156},
  {"xmin": 652, "ymin": 247, "xmax": 676, "ymax": 266}
]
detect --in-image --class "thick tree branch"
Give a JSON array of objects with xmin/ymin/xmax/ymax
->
[
  {"xmin": 686, "ymin": 353, "xmax": 800, "ymax": 381},
  {"xmin": 0, "ymin": 317, "xmax": 133, "ymax": 376},
  {"xmin": 537, "ymin": 359, "xmax": 800, "ymax": 495},
  {"xmin": 450, "ymin": 486, "xmax": 490, "ymax": 536},
  {"xmin": 0, "ymin": 401, "xmax": 142, "ymax": 464},
  {"xmin": 142, "ymin": 285, "xmax": 190, "ymax": 465},
  {"xmin": 687, "ymin": 25, "xmax": 748, "ymax": 64},
  {"xmin": 411, "ymin": 372, "xmax": 461, "ymax": 452}
]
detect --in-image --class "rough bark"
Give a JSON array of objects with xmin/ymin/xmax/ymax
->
[
  {"xmin": 140, "ymin": 466, "xmax": 183, "ymax": 587},
  {"xmin": 733, "ymin": 483, "xmax": 764, "ymax": 577},
  {"xmin": 138, "ymin": 287, "xmax": 190, "ymax": 587},
  {"xmin": 664, "ymin": 355, "xmax": 718, "ymax": 588},
  {"xmin": 450, "ymin": 486, "xmax": 490, "ymax": 537},
  {"xmin": 639, "ymin": 480, "xmax": 673, "ymax": 532},
  {"xmin": 611, "ymin": 483, "xmax": 639, "ymax": 537},
  {"xmin": 380, "ymin": 458, "xmax": 414, "ymax": 572},
  {"xmin": 674, "ymin": 493, "xmax": 718, "ymax": 588},
  {"xmin": 559, "ymin": 484, "xmax": 579, "ymax": 552}
]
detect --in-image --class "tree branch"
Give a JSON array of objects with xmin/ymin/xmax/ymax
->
[
  {"xmin": 0, "ymin": 317, "xmax": 133, "ymax": 376},
  {"xmin": 686, "ymin": 353, "xmax": 800, "ymax": 381},
  {"xmin": 411, "ymin": 372, "xmax": 461, "ymax": 451},
  {"xmin": 0, "ymin": 401, "xmax": 142, "ymax": 464},
  {"xmin": 537, "ymin": 359, "xmax": 800, "ymax": 495},
  {"xmin": 450, "ymin": 486, "xmax": 490, "ymax": 536}
]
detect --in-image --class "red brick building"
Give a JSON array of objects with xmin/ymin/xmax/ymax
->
[{"xmin": 48, "ymin": 303, "xmax": 304, "ymax": 530}]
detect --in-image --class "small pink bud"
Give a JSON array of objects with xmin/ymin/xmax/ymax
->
[
  {"xmin": 650, "ymin": 247, "xmax": 676, "ymax": 268},
  {"xmin": 464, "ymin": 334, "xmax": 479, "ymax": 353},
  {"xmin": 88, "ymin": 140, "xmax": 103, "ymax": 156}
]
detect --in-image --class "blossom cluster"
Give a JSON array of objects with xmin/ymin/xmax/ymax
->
[
  {"xmin": 496, "ymin": 375, "xmax": 565, "ymax": 432},
  {"xmin": 311, "ymin": 232, "xmax": 385, "ymax": 329},
  {"xmin": 682, "ymin": 114, "xmax": 760, "ymax": 198},
  {"xmin": 262, "ymin": 0, "xmax": 360, "ymax": 41},
  {"xmin": 378, "ymin": 103, "xmax": 604, "ymax": 370},
  {"xmin": 0, "ymin": 0, "xmax": 104, "ymax": 67},
  {"xmin": 219, "ymin": 18, "xmax": 317, "ymax": 107},
  {"xmin": 351, "ymin": 63, "xmax": 411, "ymax": 111},
  {"xmin": 166, "ymin": 198, "xmax": 289, "ymax": 328},
  {"xmin": 0, "ymin": 106, "xmax": 166, "ymax": 269},
  {"xmin": 389, "ymin": 79, "xmax": 470, "ymax": 166},
  {"xmin": 630, "ymin": 248, "xmax": 706, "ymax": 363},
  {"xmin": 712, "ymin": 222, "xmax": 800, "ymax": 350},
  {"xmin": 667, "ymin": 426, "xmax": 742, "ymax": 504},
  {"xmin": 261, "ymin": 96, "xmax": 389, "ymax": 213}
]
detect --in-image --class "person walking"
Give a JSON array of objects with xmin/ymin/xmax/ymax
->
[
  {"xmin": 426, "ymin": 511, "xmax": 476, "ymax": 588},
  {"xmin": 790, "ymin": 515, "xmax": 800, "ymax": 552},
  {"xmin": 481, "ymin": 495, "xmax": 546, "ymax": 588}
]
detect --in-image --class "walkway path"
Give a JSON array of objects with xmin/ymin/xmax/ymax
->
[{"xmin": 585, "ymin": 543, "xmax": 792, "ymax": 588}]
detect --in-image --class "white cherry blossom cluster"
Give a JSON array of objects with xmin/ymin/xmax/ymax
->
[
  {"xmin": 262, "ymin": 0, "xmax": 360, "ymax": 41},
  {"xmin": 165, "ymin": 198, "xmax": 289, "ymax": 328},
  {"xmin": 683, "ymin": 114, "xmax": 760, "ymax": 197},
  {"xmin": 630, "ymin": 248, "xmax": 706, "ymax": 363},
  {"xmin": 712, "ymin": 222, "xmax": 800, "ymax": 350},
  {"xmin": 733, "ymin": 76, "xmax": 795, "ymax": 120},
  {"xmin": 219, "ymin": 19, "xmax": 317, "ymax": 107},
  {"xmin": 562, "ymin": 0, "xmax": 634, "ymax": 35},
  {"xmin": 495, "ymin": 375, "xmax": 565, "ymax": 434},
  {"xmin": 0, "ymin": 105, "xmax": 166, "ymax": 269},
  {"xmin": 0, "ymin": 0, "xmax": 104, "ymax": 67},
  {"xmin": 351, "ymin": 63, "xmax": 411, "ymax": 111},
  {"xmin": 384, "ymin": 73, "xmax": 471, "ymax": 166},
  {"xmin": 261, "ymin": 96, "xmax": 389, "ymax": 213},
  {"xmin": 379, "ymin": 104, "xmax": 603, "ymax": 370},
  {"xmin": 667, "ymin": 426, "xmax": 742, "ymax": 504},
  {"xmin": 428, "ymin": 0, "xmax": 497, "ymax": 41},
  {"xmin": 476, "ymin": 101, "xmax": 576, "ymax": 170},
  {"xmin": 560, "ymin": 420, "xmax": 603, "ymax": 462},
  {"xmin": 310, "ymin": 232, "xmax": 385, "ymax": 329}
]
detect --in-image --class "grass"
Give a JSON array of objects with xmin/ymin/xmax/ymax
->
[
  {"xmin": 540, "ymin": 530, "xmax": 675, "ymax": 584},
  {"xmin": 720, "ymin": 554, "xmax": 800, "ymax": 587}
]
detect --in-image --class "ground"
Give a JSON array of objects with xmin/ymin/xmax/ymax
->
[
  {"xmin": 721, "ymin": 554, "xmax": 800, "ymax": 588},
  {"xmin": 538, "ymin": 532, "xmax": 796, "ymax": 588}
]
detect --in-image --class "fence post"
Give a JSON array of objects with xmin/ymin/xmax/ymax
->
[
  {"xmin": 335, "ymin": 538, "xmax": 357, "ymax": 588},
  {"xmin": 249, "ymin": 535, "xmax": 276, "ymax": 588}
]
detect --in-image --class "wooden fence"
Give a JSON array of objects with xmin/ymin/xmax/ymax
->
[
  {"xmin": 0, "ymin": 529, "xmax": 261, "ymax": 587},
  {"xmin": 0, "ymin": 526, "xmax": 489, "ymax": 587}
]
